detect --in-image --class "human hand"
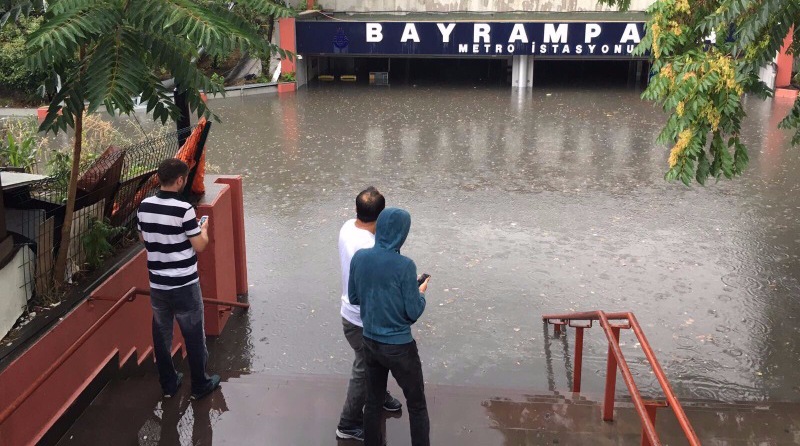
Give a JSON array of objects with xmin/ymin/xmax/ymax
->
[
  {"xmin": 419, "ymin": 277, "xmax": 430, "ymax": 293},
  {"xmin": 199, "ymin": 217, "xmax": 209, "ymax": 231}
]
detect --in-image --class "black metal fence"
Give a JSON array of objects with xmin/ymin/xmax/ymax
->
[{"xmin": 2, "ymin": 126, "xmax": 196, "ymax": 304}]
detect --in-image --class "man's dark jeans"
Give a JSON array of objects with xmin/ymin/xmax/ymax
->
[
  {"xmin": 364, "ymin": 337, "xmax": 429, "ymax": 446},
  {"xmin": 151, "ymin": 282, "xmax": 213, "ymax": 395},
  {"xmin": 338, "ymin": 318, "xmax": 395, "ymax": 430}
]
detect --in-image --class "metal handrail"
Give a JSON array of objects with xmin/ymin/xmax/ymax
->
[
  {"xmin": 0, "ymin": 287, "xmax": 249, "ymax": 425},
  {"xmin": 542, "ymin": 310, "xmax": 700, "ymax": 446}
]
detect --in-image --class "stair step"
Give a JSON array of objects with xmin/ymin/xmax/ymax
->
[{"xmin": 56, "ymin": 370, "xmax": 800, "ymax": 446}]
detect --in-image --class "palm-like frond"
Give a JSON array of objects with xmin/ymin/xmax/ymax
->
[
  {"xmin": 27, "ymin": 3, "xmax": 120, "ymax": 70},
  {"xmin": 0, "ymin": 0, "xmax": 45, "ymax": 27},
  {"xmin": 30, "ymin": 0, "xmax": 295, "ymax": 133}
]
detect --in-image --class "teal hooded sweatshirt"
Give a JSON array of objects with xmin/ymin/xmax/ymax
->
[{"xmin": 348, "ymin": 208, "xmax": 426, "ymax": 345}]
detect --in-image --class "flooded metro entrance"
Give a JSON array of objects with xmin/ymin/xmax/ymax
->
[
  {"xmin": 307, "ymin": 56, "xmax": 648, "ymax": 87},
  {"xmin": 311, "ymin": 56, "xmax": 511, "ymax": 85}
]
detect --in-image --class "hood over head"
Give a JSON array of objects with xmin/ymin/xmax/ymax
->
[{"xmin": 375, "ymin": 208, "xmax": 411, "ymax": 252}]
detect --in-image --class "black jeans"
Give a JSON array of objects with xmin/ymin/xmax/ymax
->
[
  {"xmin": 364, "ymin": 338, "xmax": 429, "ymax": 446},
  {"xmin": 151, "ymin": 282, "xmax": 213, "ymax": 395},
  {"xmin": 338, "ymin": 318, "xmax": 395, "ymax": 430}
]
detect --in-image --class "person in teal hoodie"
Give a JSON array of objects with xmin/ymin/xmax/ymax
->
[{"xmin": 349, "ymin": 207, "xmax": 430, "ymax": 446}]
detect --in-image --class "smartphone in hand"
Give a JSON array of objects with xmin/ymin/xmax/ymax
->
[
  {"xmin": 199, "ymin": 215, "xmax": 208, "ymax": 226},
  {"xmin": 417, "ymin": 273, "xmax": 431, "ymax": 286}
]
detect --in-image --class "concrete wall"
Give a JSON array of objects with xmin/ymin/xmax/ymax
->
[
  {"xmin": 311, "ymin": 0, "xmax": 655, "ymax": 12},
  {"xmin": 0, "ymin": 249, "xmax": 30, "ymax": 341}
]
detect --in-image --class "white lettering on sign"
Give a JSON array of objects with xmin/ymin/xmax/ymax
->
[
  {"xmin": 401, "ymin": 23, "xmax": 420, "ymax": 42},
  {"xmin": 437, "ymin": 23, "xmax": 456, "ymax": 42},
  {"xmin": 348, "ymin": 22, "xmax": 645, "ymax": 56},
  {"xmin": 585, "ymin": 23, "xmax": 601, "ymax": 43},
  {"xmin": 508, "ymin": 24, "xmax": 529, "ymax": 43},
  {"xmin": 474, "ymin": 24, "xmax": 491, "ymax": 43},
  {"xmin": 544, "ymin": 24, "xmax": 568, "ymax": 43},
  {"xmin": 366, "ymin": 23, "xmax": 383, "ymax": 42},
  {"xmin": 620, "ymin": 23, "xmax": 641, "ymax": 43}
]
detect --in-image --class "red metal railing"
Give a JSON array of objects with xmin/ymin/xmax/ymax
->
[
  {"xmin": 542, "ymin": 311, "xmax": 700, "ymax": 446},
  {"xmin": 0, "ymin": 287, "xmax": 249, "ymax": 425}
]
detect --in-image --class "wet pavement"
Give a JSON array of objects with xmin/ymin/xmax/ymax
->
[
  {"xmin": 57, "ymin": 359, "xmax": 800, "ymax": 445},
  {"xmin": 58, "ymin": 84, "xmax": 800, "ymax": 444}
]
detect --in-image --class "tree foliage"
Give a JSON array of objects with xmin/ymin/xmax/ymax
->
[
  {"xmin": 0, "ymin": 0, "xmax": 45, "ymax": 27},
  {"xmin": 0, "ymin": 15, "xmax": 46, "ymax": 95},
  {"xmin": 601, "ymin": 0, "xmax": 800, "ymax": 185},
  {"xmin": 5, "ymin": 0, "xmax": 295, "ymax": 288},
  {"xmin": 26, "ymin": 0, "xmax": 294, "ymax": 134}
]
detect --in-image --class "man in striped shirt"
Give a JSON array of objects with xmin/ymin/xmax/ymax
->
[{"xmin": 137, "ymin": 159, "xmax": 220, "ymax": 401}]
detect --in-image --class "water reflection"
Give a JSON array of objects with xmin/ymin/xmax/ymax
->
[
  {"xmin": 137, "ymin": 392, "xmax": 228, "ymax": 446},
  {"xmin": 204, "ymin": 85, "xmax": 800, "ymax": 402}
]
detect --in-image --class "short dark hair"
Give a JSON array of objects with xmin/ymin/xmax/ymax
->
[
  {"xmin": 356, "ymin": 186, "xmax": 385, "ymax": 222},
  {"xmin": 157, "ymin": 158, "xmax": 189, "ymax": 186}
]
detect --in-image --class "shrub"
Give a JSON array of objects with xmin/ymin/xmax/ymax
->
[
  {"xmin": 279, "ymin": 71, "xmax": 296, "ymax": 82},
  {"xmin": 0, "ymin": 16, "xmax": 47, "ymax": 97}
]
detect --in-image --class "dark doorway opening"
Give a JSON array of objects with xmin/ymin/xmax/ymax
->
[
  {"xmin": 531, "ymin": 59, "xmax": 650, "ymax": 88},
  {"xmin": 313, "ymin": 57, "xmax": 511, "ymax": 86}
]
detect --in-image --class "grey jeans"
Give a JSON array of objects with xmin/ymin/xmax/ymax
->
[{"xmin": 338, "ymin": 318, "xmax": 393, "ymax": 429}]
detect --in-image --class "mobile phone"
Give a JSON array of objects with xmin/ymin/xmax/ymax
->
[
  {"xmin": 199, "ymin": 215, "xmax": 208, "ymax": 226},
  {"xmin": 417, "ymin": 273, "xmax": 430, "ymax": 286}
]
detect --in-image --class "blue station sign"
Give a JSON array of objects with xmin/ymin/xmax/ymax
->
[{"xmin": 296, "ymin": 21, "xmax": 646, "ymax": 58}]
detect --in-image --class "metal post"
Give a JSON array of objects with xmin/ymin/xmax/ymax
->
[
  {"xmin": 573, "ymin": 327, "xmax": 584, "ymax": 393},
  {"xmin": 603, "ymin": 326, "xmax": 621, "ymax": 421},
  {"xmin": 174, "ymin": 88, "xmax": 191, "ymax": 147},
  {"xmin": 202, "ymin": 298, "xmax": 250, "ymax": 309},
  {"xmin": 554, "ymin": 323, "xmax": 561, "ymax": 336},
  {"xmin": 641, "ymin": 404, "xmax": 659, "ymax": 446}
]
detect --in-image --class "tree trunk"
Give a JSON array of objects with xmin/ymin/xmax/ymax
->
[{"xmin": 52, "ymin": 109, "xmax": 84, "ymax": 287}]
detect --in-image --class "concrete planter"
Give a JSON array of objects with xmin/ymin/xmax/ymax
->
[
  {"xmin": 775, "ymin": 87, "xmax": 799, "ymax": 100},
  {"xmin": 277, "ymin": 82, "xmax": 296, "ymax": 94},
  {"xmin": 205, "ymin": 83, "xmax": 279, "ymax": 100}
]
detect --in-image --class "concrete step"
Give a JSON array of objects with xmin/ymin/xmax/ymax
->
[{"xmin": 56, "ymin": 370, "xmax": 800, "ymax": 445}]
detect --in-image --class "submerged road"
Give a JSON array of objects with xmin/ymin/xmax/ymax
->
[{"xmin": 200, "ymin": 85, "xmax": 800, "ymax": 403}]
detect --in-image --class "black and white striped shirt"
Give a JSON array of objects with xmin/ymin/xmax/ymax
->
[{"xmin": 137, "ymin": 191, "xmax": 201, "ymax": 290}]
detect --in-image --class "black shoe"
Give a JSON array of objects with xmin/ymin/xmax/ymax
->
[
  {"xmin": 163, "ymin": 372, "xmax": 183, "ymax": 399},
  {"xmin": 190, "ymin": 375, "xmax": 221, "ymax": 401},
  {"xmin": 383, "ymin": 394, "xmax": 402, "ymax": 412},
  {"xmin": 336, "ymin": 427, "xmax": 364, "ymax": 441}
]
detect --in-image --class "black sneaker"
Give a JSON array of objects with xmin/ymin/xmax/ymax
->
[
  {"xmin": 190, "ymin": 375, "xmax": 221, "ymax": 401},
  {"xmin": 383, "ymin": 394, "xmax": 403, "ymax": 412},
  {"xmin": 335, "ymin": 427, "xmax": 364, "ymax": 441},
  {"xmin": 163, "ymin": 372, "xmax": 183, "ymax": 399}
]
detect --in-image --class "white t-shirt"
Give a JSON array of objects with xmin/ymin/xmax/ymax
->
[{"xmin": 339, "ymin": 219, "xmax": 375, "ymax": 326}]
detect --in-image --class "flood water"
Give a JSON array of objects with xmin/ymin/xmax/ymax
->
[{"xmin": 202, "ymin": 85, "xmax": 800, "ymax": 403}]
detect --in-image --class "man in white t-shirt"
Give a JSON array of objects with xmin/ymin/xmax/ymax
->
[{"xmin": 336, "ymin": 187, "xmax": 402, "ymax": 442}]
